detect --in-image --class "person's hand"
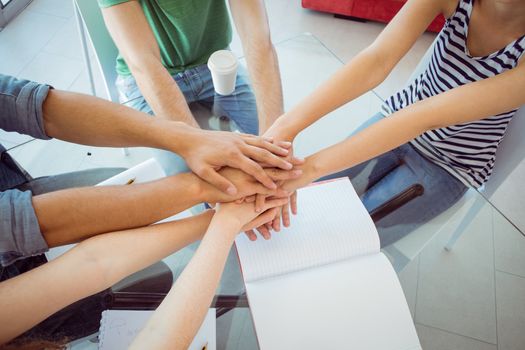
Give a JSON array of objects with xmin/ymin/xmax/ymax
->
[
  {"xmin": 215, "ymin": 197, "xmax": 290, "ymax": 237},
  {"xmin": 201, "ymin": 166, "xmax": 303, "ymax": 204},
  {"xmin": 177, "ymin": 128, "xmax": 295, "ymax": 195},
  {"xmin": 246, "ymin": 158, "xmax": 318, "ymax": 240},
  {"xmin": 250, "ymin": 142, "xmax": 302, "ymax": 236},
  {"xmin": 263, "ymin": 117, "xmax": 296, "ymax": 144}
]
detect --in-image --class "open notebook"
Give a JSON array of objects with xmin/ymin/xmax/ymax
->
[
  {"xmin": 98, "ymin": 308, "xmax": 216, "ymax": 350},
  {"xmin": 235, "ymin": 178, "xmax": 421, "ymax": 350}
]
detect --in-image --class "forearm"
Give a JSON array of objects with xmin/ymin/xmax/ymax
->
[
  {"xmin": 245, "ymin": 44, "xmax": 284, "ymax": 133},
  {"xmin": 273, "ymin": 48, "xmax": 387, "ymax": 140},
  {"xmin": 32, "ymin": 173, "xmax": 207, "ymax": 247},
  {"xmin": 130, "ymin": 215, "xmax": 240, "ymax": 349},
  {"xmin": 0, "ymin": 211, "xmax": 214, "ymax": 345},
  {"xmin": 307, "ymin": 112, "xmax": 421, "ymax": 181},
  {"xmin": 130, "ymin": 57, "xmax": 199, "ymax": 127},
  {"xmin": 42, "ymin": 89, "xmax": 198, "ymax": 154},
  {"xmin": 305, "ymin": 65, "xmax": 525, "ymax": 180}
]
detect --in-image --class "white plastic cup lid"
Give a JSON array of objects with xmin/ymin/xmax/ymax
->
[{"xmin": 208, "ymin": 50, "xmax": 238, "ymax": 74}]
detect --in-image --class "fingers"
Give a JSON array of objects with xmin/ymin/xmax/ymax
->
[
  {"xmin": 246, "ymin": 208, "xmax": 278, "ymax": 231},
  {"xmin": 244, "ymin": 136, "xmax": 290, "ymax": 157},
  {"xmin": 262, "ymin": 197, "xmax": 290, "ymax": 211},
  {"xmin": 255, "ymin": 193, "xmax": 266, "ymax": 213},
  {"xmin": 231, "ymin": 156, "xmax": 276, "ymax": 190},
  {"xmin": 199, "ymin": 167, "xmax": 237, "ymax": 195},
  {"xmin": 291, "ymin": 191, "xmax": 298, "ymax": 215},
  {"xmin": 282, "ymin": 202, "xmax": 291, "ymax": 227},
  {"xmin": 244, "ymin": 230, "xmax": 258, "ymax": 241},
  {"xmin": 243, "ymin": 145, "xmax": 293, "ymax": 170},
  {"xmin": 244, "ymin": 195, "xmax": 256, "ymax": 203},
  {"xmin": 272, "ymin": 207, "xmax": 282, "ymax": 232},
  {"xmin": 265, "ymin": 168, "xmax": 302, "ymax": 182},
  {"xmin": 275, "ymin": 140, "xmax": 293, "ymax": 149},
  {"xmin": 257, "ymin": 225, "xmax": 272, "ymax": 240},
  {"xmin": 290, "ymin": 156, "xmax": 305, "ymax": 165}
]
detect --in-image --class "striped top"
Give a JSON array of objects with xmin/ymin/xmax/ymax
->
[{"xmin": 381, "ymin": 0, "xmax": 525, "ymax": 188}]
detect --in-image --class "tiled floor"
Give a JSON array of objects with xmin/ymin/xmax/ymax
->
[{"xmin": 1, "ymin": 1, "xmax": 525, "ymax": 349}]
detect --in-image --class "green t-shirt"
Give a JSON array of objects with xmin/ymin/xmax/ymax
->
[{"xmin": 98, "ymin": 0, "xmax": 232, "ymax": 76}]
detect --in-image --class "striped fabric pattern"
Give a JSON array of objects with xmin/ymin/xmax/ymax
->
[{"xmin": 381, "ymin": 0, "xmax": 525, "ymax": 188}]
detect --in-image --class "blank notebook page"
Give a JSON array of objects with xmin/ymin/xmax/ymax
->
[{"xmin": 235, "ymin": 178, "xmax": 380, "ymax": 283}]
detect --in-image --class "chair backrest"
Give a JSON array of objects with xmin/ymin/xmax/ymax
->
[
  {"xmin": 74, "ymin": 0, "xmax": 120, "ymax": 103},
  {"xmin": 484, "ymin": 106, "xmax": 525, "ymax": 195}
]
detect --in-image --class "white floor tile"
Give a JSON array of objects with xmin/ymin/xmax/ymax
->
[
  {"xmin": 387, "ymin": 189, "xmax": 478, "ymax": 263},
  {"xmin": 9, "ymin": 138, "xmax": 89, "ymax": 177},
  {"xmin": 496, "ymin": 272, "xmax": 525, "ymax": 350},
  {"xmin": 0, "ymin": 10, "xmax": 66, "ymax": 76},
  {"xmin": 42, "ymin": 17, "xmax": 84, "ymax": 60},
  {"xmin": 398, "ymin": 255, "xmax": 419, "ymax": 318},
  {"xmin": 487, "ymin": 160, "xmax": 525, "ymax": 234},
  {"xmin": 76, "ymin": 146, "xmax": 154, "ymax": 172},
  {"xmin": 0, "ymin": 130, "xmax": 33, "ymax": 150},
  {"xmin": 415, "ymin": 200, "xmax": 497, "ymax": 344},
  {"xmin": 17, "ymin": 52, "xmax": 84, "ymax": 90},
  {"xmin": 494, "ymin": 211, "xmax": 525, "ymax": 278},
  {"xmin": 68, "ymin": 66, "xmax": 112, "ymax": 99},
  {"xmin": 274, "ymin": 34, "xmax": 384, "ymax": 158},
  {"xmin": 26, "ymin": 0, "xmax": 74, "ymax": 19},
  {"xmin": 416, "ymin": 324, "xmax": 496, "ymax": 350}
]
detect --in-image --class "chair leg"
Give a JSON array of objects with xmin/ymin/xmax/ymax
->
[
  {"xmin": 444, "ymin": 195, "xmax": 485, "ymax": 251},
  {"xmin": 122, "ymin": 148, "xmax": 130, "ymax": 156},
  {"xmin": 74, "ymin": 0, "xmax": 96, "ymax": 96}
]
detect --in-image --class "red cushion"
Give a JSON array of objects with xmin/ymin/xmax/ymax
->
[
  {"xmin": 302, "ymin": 0, "xmax": 354, "ymax": 15},
  {"xmin": 302, "ymin": 0, "xmax": 445, "ymax": 33}
]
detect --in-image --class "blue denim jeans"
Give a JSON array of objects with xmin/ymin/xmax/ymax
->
[
  {"xmin": 321, "ymin": 113, "xmax": 468, "ymax": 248},
  {"xmin": 116, "ymin": 63, "xmax": 258, "ymax": 175}
]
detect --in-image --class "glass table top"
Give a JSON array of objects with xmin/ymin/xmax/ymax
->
[{"xmin": 8, "ymin": 32, "xmax": 523, "ymax": 349}]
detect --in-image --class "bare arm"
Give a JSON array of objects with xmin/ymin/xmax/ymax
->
[
  {"xmin": 0, "ymin": 211, "xmax": 214, "ymax": 344},
  {"xmin": 32, "ymin": 164, "xmax": 298, "ymax": 247},
  {"xmin": 43, "ymin": 89, "xmax": 197, "ymax": 152},
  {"xmin": 42, "ymin": 88, "xmax": 296, "ymax": 194},
  {"xmin": 101, "ymin": 1, "xmax": 198, "ymax": 126},
  {"xmin": 229, "ymin": 0, "xmax": 284, "ymax": 132},
  {"xmin": 266, "ymin": 0, "xmax": 450, "ymax": 141},
  {"xmin": 129, "ymin": 199, "xmax": 288, "ymax": 349},
  {"xmin": 286, "ymin": 61, "xmax": 525, "ymax": 190},
  {"xmin": 32, "ymin": 173, "xmax": 204, "ymax": 247}
]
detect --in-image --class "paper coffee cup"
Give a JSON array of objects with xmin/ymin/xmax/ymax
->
[{"xmin": 208, "ymin": 50, "xmax": 238, "ymax": 96}]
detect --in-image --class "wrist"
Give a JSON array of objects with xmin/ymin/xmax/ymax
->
[
  {"xmin": 268, "ymin": 115, "xmax": 298, "ymax": 141},
  {"xmin": 304, "ymin": 154, "xmax": 325, "ymax": 182},
  {"xmin": 155, "ymin": 120, "xmax": 199, "ymax": 156},
  {"xmin": 211, "ymin": 211, "xmax": 243, "ymax": 238},
  {"xmin": 187, "ymin": 173, "xmax": 213, "ymax": 204}
]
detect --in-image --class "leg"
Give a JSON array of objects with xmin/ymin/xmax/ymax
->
[
  {"xmin": 368, "ymin": 145, "xmax": 468, "ymax": 248},
  {"xmin": 197, "ymin": 64, "xmax": 259, "ymax": 135}
]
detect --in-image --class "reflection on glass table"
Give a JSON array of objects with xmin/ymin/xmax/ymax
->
[{"xmin": 52, "ymin": 33, "xmax": 524, "ymax": 349}]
